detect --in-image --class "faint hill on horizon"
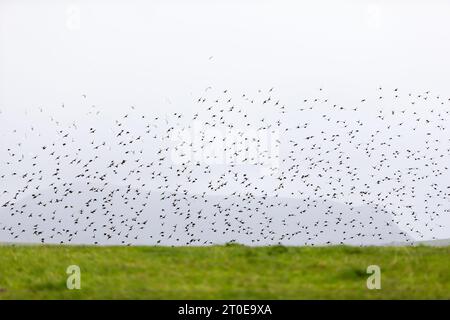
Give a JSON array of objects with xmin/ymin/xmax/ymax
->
[{"xmin": 0, "ymin": 182, "xmax": 412, "ymax": 246}]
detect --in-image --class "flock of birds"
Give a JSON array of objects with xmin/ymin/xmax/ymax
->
[{"xmin": 0, "ymin": 87, "xmax": 449, "ymax": 246}]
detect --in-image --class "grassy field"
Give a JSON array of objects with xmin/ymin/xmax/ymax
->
[{"xmin": 0, "ymin": 244, "xmax": 448, "ymax": 299}]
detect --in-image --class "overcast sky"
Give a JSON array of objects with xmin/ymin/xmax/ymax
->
[
  {"xmin": 1, "ymin": 0, "xmax": 450, "ymax": 244},
  {"xmin": 2, "ymin": 0, "xmax": 450, "ymax": 116}
]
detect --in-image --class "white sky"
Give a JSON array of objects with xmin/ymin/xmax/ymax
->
[
  {"xmin": 1, "ymin": 0, "xmax": 450, "ymax": 243},
  {"xmin": 1, "ymin": 0, "xmax": 450, "ymax": 116}
]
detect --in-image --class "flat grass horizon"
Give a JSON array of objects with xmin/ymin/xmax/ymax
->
[{"xmin": 0, "ymin": 244, "xmax": 448, "ymax": 299}]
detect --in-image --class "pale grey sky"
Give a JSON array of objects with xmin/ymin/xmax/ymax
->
[
  {"xmin": 1, "ymin": 0, "xmax": 450, "ymax": 116},
  {"xmin": 1, "ymin": 0, "xmax": 450, "ymax": 245}
]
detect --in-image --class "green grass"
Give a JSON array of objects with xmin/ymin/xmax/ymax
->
[{"xmin": 0, "ymin": 244, "xmax": 448, "ymax": 299}]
